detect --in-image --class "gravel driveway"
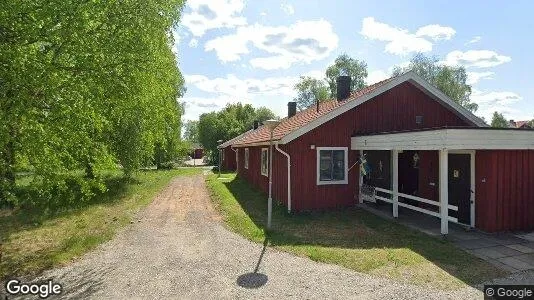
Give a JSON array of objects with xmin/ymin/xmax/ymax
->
[{"xmin": 6, "ymin": 174, "xmax": 496, "ymax": 299}]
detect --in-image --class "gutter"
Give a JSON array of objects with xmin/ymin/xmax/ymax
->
[{"xmin": 275, "ymin": 143, "xmax": 291, "ymax": 213}]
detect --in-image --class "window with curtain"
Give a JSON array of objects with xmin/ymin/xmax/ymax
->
[
  {"xmin": 244, "ymin": 148, "xmax": 249, "ymax": 169},
  {"xmin": 317, "ymin": 147, "xmax": 348, "ymax": 184},
  {"xmin": 261, "ymin": 148, "xmax": 268, "ymax": 176}
]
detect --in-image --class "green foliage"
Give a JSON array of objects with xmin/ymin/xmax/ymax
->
[
  {"xmin": 183, "ymin": 120, "xmax": 199, "ymax": 143},
  {"xmin": 325, "ymin": 53, "xmax": 368, "ymax": 97},
  {"xmin": 293, "ymin": 76, "xmax": 330, "ymax": 110},
  {"xmin": 491, "ymin": 112, "xmax": 510, "ymax": 128},
  {"xmin": 392, "ymin": 53, "xmax": 478, "ymax": 112},
  {"xmin": 197, "ymin": 103, "xmax": 278, "ymax": 164},
  {"xmin": 0, "ymin": 0, "xmax": 186, "ymax": 205}
]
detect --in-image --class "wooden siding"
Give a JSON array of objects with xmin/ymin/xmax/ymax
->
[
  {"xmin": 288, "ymin": 82, "xmax": 472, "ymax": 210},
  {"xmin": 222, "ymin": 147, "xmax": 237, "ymax": 171},
  {"xmin": 236, "ymin": 145, "xmax": 289, "ymax": 207},
  {"xmin": 476, "ymin": 150, "xmax": 534, "ymax": 232}
]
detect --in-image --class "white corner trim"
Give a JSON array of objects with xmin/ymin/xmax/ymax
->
[
  {"xmin": 280, "ymin": 71, "xmax": 486, "ymax": 145},
  {"xmin": 316, "ymin": 147, "xmax": 349, "ymax": 185},
  {"xmin": 260, "ymin": 148, "xmax": 268, "ymax": 177},
  {"xmin": 244, "ymin": 148, "xmax": 249, "ymax": 169}
]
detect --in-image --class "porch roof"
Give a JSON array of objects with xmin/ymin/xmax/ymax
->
[{"xmin": 351, "ymin": 127, "xmax": 534, "ymax": 150}]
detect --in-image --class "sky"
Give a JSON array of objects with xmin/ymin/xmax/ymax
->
[{"xmin": 174, "ymin": 0, "xmax": 534, "ymax": 124}]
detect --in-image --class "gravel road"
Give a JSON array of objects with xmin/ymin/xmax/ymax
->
[{"xmin": 5, "ymin": 174, "xmax": 495, "ymax": 299}]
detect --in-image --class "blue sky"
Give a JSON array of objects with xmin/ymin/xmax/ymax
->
[{"xmin": 175, "ymin": 0, "xmax": 534, "ymax": 123}]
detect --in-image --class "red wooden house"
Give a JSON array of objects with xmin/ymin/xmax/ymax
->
[{"xmin": 222, "ymin": 71, "xmax": 534, "ymax": 233}]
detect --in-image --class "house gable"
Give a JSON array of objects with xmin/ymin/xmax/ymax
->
[{"xmin": 280, "ymin": 71, "xmax": 486, "ymax": 144}]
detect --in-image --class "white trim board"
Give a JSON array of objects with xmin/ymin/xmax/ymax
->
[
  {"xmin": 279, "ymin": 71, "xmax": 487, "ymax": 145},
  {"xmin": 316, "ymin": 147, "xmax": 349, "ymax": 185},
  {"xmin": 351, "ymin": 129, "xmax": 534, "ymax": 150}
]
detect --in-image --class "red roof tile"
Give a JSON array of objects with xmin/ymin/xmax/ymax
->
[{"xmin": 233, "ymin": 77, "xmax": 395, "ymax": 146}]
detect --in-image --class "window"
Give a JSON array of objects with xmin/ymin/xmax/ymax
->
[
  {"xmin": 317, "ymin": 147, "xmax": 348, "ymax": 185},
  {"xmin": 261, "ymin": 148, "xmax": 268, "ymax": 176},
  {"xmin": 244, "ymin": 148, "xmax": 249, "ymax": 169}
]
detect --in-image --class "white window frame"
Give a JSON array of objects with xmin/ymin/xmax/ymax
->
[
  {"xmin": 244, "ymin": 148, "xmax": 249, "ymax": 169},
  {"xmin": 260, "ymin": 148, "xmax": 269, "ymax": 177},
  {"xmin": 316, "ymin": 147, "xmax": 348, "ymax": 185}
]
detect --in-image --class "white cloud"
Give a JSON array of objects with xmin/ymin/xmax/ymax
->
[
  {"xmin": 415, "ymin": 24, "xmax": 456, "ymax": 41},
  {"xmin": 366, "ymin": 70, "xmax": 389, "ymax": 85},
  {"xmin": 188, "ymin": 38, "xmax": 199, "ymax": 48},
  {"xmin": 471, "ymin": 89, "xmax": 522, "ymax": 106},
  {"xmin": 182, "ymin": 0, "xmax": 247, "ymax": 37},
  {"xmin": 466, "ymin": 71, "xmax": 494, "ymax": 85},
  {"xmin": 281, "ymin": 3, "xmax": 295, "ymax": 15},
  {"xmin": 465, "ymin": 36, "xmax": 482, "ymax": 45},
  {"xmin": 442, "ymin": 50, "xmax": 511, "ymax": 68},
  {"xmin": 471, "ymin": 89, "xmax": 525, "ymax": 121},
  {"xmin": 205, "ymin": 20, "xmax": 339, "ymax": 69},
  {"xmin": 182, "ymin": 73, "xmax": 307, "ymax": 120},
  {"xmin": 185, "ymin": 74, "xmax": 299, "ymax": 98},
  {"xmin": 360, "ymin": 17, "xmax": 454, "ymax": 55},
  {"xmin": 181, "ymin": 95, "xmax": 244, "ymax": 121}
]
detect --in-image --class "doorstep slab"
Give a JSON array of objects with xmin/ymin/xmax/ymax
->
[
  {"xmin": 497, "ymin": 257, "xmax": 534, "ymax": 271},
  {"xmin": 515, "ymin": 254, "xmax": 534, "ymax": 265},
  {"xmin": 506, "ymin": 244, "xmax": 534, "ymax": 254},
  {"xmin": 455, "ymin": 238, "xmax": 501, "ymax": 250},
  {"xmin": 472, "ymin": 247, "xmax": 515, "ymax": 259},
  {"xmin": 515, "ymin": 232, "xmax": 534, "ymax": 242}
]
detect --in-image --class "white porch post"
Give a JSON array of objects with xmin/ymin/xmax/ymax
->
[
  {"xmin": 392, "ymin": 150, "xmax": 399, "ymax": 218},
  {"xmin": 439, "ymin": 149, "xmax": 449, "ymax": 235},
  {"xmin": 359, "ymin": 150, "xmax": 364, "ymax": 204}
]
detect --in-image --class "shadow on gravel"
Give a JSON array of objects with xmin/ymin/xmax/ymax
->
[{"xmin": 237, "ymin": 238, "xmax": 269, "ymax": 289}]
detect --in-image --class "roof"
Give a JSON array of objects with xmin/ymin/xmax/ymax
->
[
  {"xmin": 511, "ymin": 120, "xmax": 531, "ymax": 128},
  {"xmin": 217, "ymin": 130, "xmax": 254, "ymax": 149},
  {"xmin": 231, "ymin": 71, "xmax": 487, "ymax": 147},
  {"xmin": 233, "ymin": 77, "xmax": 396, "ymax": 146}
]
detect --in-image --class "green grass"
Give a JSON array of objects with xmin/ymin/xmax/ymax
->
[
  {"xmin": 0, "ymin": 168, "xmax": 202, "ymax": 279},
  {"xmin": 206, "ymin": 173, "xmax": 506, "ymax": 290}
]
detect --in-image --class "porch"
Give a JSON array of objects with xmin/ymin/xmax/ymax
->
[
  {"xmin": 360, "ymin": 202, "xmax": 534, "ymax": 272},
  {"xmin": 352, "ymin": 127, "xmax": 534, "ymax": 235}
]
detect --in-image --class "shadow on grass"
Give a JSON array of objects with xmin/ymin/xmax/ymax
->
[{"xmin": 220, "ymin": 176, "xmax": 504, "ymax": 289}]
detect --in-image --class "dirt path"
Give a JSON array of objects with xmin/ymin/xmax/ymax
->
[{"xmin": 10, "ymin": 174, "xmax": 488, "ymax": 299}]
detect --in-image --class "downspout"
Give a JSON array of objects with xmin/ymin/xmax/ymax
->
[
  {"xmin": 231, "ymin": 145, "xmax": 239, "ymax": 173},
  {"xmin": 275, "ymin": 143, "xmax": 291, "ymax": 213}
]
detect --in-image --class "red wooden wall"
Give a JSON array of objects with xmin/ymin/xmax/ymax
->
[
  {"xmin": 287, "ymin": 82, "xmax": 472, "ymax": 211},
  {"xmin": 236, "ymin": 145, "xmax": 289, "ymax": 207},
  {"xmin": 476, "ymin": 150, "xmax": 534, "ymax": 232},
  {"xmin": 222, "ymin": 147, "xmax": 237, "ymax": 171}
]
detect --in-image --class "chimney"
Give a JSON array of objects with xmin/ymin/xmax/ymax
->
[
  {"xmin": 336, "ymin": 76, "xmax": 351, "ymax": 101},
  {"xmin": 287, "ymin": 101, "xmax": 297, "ymax": 118},
  {"xmin": 253, "ymin": 120, "xmax": 260, "ymax": 129}
]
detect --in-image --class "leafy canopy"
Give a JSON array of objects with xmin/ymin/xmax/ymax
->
[
  {"xmin": 392, "ymin": 53, "xmax": 478, "ymax": 112},
  {"xmin": 491, "ymin": 112, "xmax": 510, "ymax": 128},
  {"xmin": 325, "ymin": 53, "xmax": 368, "ymax": 97},
  {"xmin": 197, "ymin": 103, "xmax": 277, "ymax": 164},
  {"xmin": 293, "ymin": 76, "xmax": 330, "ymax": 111},
  {"xmin": 0, "ymin": 0, "xmax": 186, "ymax": 206}
]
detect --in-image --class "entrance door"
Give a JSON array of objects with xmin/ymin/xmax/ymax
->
[{"xmin": 448, "ymin": 154, "xmax": 471, "ymax": 225}]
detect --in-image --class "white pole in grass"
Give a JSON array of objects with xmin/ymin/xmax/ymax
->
[
  {"xmin": 217, "ymin": 140, "xmax": 223, "ymax": 178},
  {"xmin": 264, "ymin": 119, "xmax": 281, "ymax": 230}
]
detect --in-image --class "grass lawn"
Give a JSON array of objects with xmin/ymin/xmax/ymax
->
[
  {"xmin": 0, "ymin": 168, "xmax": 202, "ymax": 279},
  {"xmin": 206, "ymin": 172, "xmax": 506, "ymax": 290}
]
